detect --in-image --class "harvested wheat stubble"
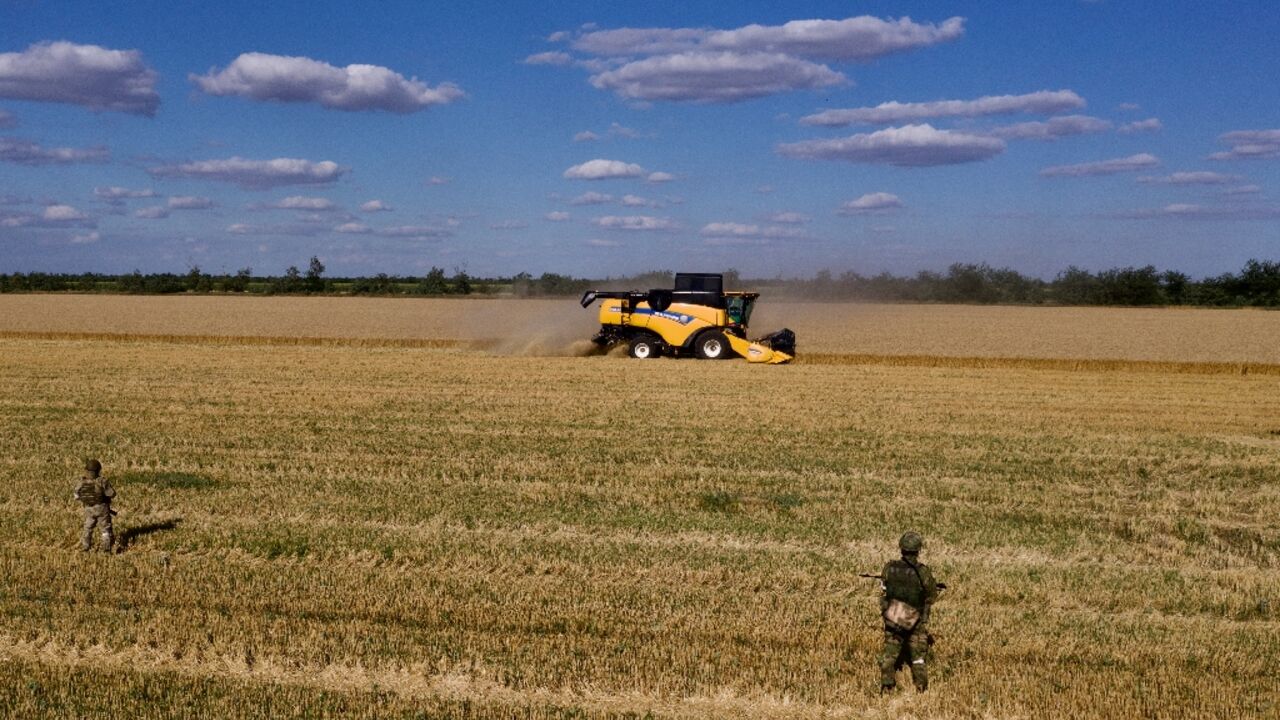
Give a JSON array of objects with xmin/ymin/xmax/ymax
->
[
  {"xmin": 2, "ymin": 297, "xmax": 1277, "ymax": 718},
  {"xmin": 1, "ymin": 331, "xmax": 1277, "ymax": 719}
]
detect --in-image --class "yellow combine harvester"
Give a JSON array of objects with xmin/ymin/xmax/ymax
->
[{"xmin": 580, "ymin": 273, "xmax": 795, "ymax": 363}]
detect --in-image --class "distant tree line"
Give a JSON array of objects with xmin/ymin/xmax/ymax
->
[
  {"xmin": 777, "ymin": 260, "xmax": 1280, "ymax": 307},
  {"xmin": 3, "ymin": 258, "xmax": 1280, "ymax": 307},
  {"xmin": 0, "ymin": 257, "xmax": 482, "ymax": 297}
]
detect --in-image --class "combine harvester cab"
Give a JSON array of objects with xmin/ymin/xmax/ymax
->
[{"xmin": 579, "ymin": 273, "xmax": 795, "ymax": 364}]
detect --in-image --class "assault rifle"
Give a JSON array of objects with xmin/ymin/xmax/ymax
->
[{"xmin": 859, "ymin": 573, "xmax": 947, "ymax": 591}]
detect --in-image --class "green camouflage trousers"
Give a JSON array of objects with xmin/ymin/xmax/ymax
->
[
  {"xmin": 81, "ymin": 504, "xmax": 114, "ymax": 552},
  {"xmin": 879, "ymin": 626, "xmax": 929, "ymax": 691}
]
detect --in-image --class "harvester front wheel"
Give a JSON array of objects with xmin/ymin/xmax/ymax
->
[
  {"xmin": 629, "ymin": 336, "xmax": 661, "ymax": 359},
  {"xmin": 694, "ymin": 331, "xmax": 728, "ymax": 360}
]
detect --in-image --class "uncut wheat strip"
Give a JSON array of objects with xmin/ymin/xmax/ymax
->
[{"xmin": 800, "ymin": 352, "xmax": 1280, "ymax": 376}]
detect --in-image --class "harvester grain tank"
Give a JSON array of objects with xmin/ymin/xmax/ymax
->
[{"xmin": 579, "ymin": 273, "xmax": 795, "ymax": 363}]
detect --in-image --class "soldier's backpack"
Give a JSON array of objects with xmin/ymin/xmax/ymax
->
[
  {"xmin": 75, "ymin": 478, "xmax": 106, "ymax": 506},
  {"xmin": 883, "ymin": 599, "xmax": 921, "ymax": 632},
  {"xmin": 882, "ymin": 560, "xmax": 927, "ymax": 632}
]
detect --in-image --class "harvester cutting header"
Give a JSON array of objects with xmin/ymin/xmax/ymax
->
[{"xmin": 580, "ymin": 273, "xmax": 795, "ymax": 363}]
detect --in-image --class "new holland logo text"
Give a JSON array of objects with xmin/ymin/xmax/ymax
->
[{"xmin": 653, "ymin": 311, "xmax": 692, "ymax": 324}]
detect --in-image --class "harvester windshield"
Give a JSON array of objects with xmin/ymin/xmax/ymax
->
[{"xmin": 726, "ymin": 296, "xmax": 754, "ymax": 326}]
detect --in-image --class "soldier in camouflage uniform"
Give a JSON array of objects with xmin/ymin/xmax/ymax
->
[
  {"xmin": 74, "ymin": 459, "xmax": 116, "ymax": 552},
  {"xmin": 878, "ymin": 531, "xmax": 940, "ymax": 693}
]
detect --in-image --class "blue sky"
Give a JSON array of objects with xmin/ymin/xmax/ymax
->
[{"xmin": 1, "ymin": 1, "xmax": 1276, "ymax": 278}]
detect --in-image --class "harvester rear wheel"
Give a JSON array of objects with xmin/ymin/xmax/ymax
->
[
  {"xmin": 629, "ymin": 336, "xmax": 661, "ymax": 359},
  {"xmin": 694, "ymin": 331, "xmax": 728, "ymax": 360}
]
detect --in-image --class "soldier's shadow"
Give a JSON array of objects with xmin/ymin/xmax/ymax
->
[{"xmin": 118, "ymin": 518, "xmax": 182, "ymax": 551}]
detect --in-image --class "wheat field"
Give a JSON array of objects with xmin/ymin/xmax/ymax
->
[
  {"xmin": 4, "ymin": 294, "xmax": 1280, "ymax": 363},
  {"xmin": 1, "ymin": 296, "xmax": 1277, "ymax": 718}
]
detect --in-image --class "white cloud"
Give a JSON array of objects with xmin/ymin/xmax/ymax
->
[
  {"xmin": 168, "ymin": 195, "xmax": 215, "ymax": 209},
  {"xmin": 1117, "ymin": 118, "xmax": 1162, "ymax": 134},
  {"xmin": 573, "ymin": 130, "xmax": 600, "ymax": 142},
  {"xmin": 586, "ymin": 238, "xmax": 621, "ymax": 247},
  {"xmin": 1209, "ymin": 129, "xmax": 1280, "ymax": 161},
  {"xmin": 1040, "ymin": 153, "xmax": 1159, "ymax": 177},
  {"xmin": 70, "ymin": 230, "xmax": 100, "ymax": 244},
  {"xmin": 570, "ymin": 191, "xmax": 614, "ymax": 205},
  {"xmin": 620, "ymin": 194, "xmax": 658, "ymax": 207},
  {"xmin": 135, "ymin": 206, "xmax": 169, "ymax": 219},
  {"xmin": 574, "ymin": 16, "xmax": 963, "ymax": 60},
  {"xmin": 426, "ymin": 176, "xmax": 450, "ymax": 185},
  {"xmin": 2, "ymin": 203, "xmax": 95, "ymax": 228},
  {"xmin": 1137, "ymin": 172, "xmax": 1237, "ymax": 185},
  {"xmin": 704, "ymin": 16, "xmax": 965, "ymax": 60},
  {"xmin": 226, "ymin": 222, "xmax": 327, "ymax": 237},
  {"xmin": 94, "ymin": 186, "xmax": 155, "ymax": 200},
  {"xmin": 777, "ymin": 124, "xmax": 1005, "ymax": 167},
  {"xmin": 1114, "ymin": 203, "xmax": 1280, "ymax": 220},
  {"xmin": 335, "ymin": 222, "xmax": 371, "ymax": 234},
  {"xmin": 839, "ymin": 192, "xmax": 904, "ymax": 214},
  {"xmin": 1223, "ymin": 185, "xmax": 1261, "ymax": 195},
  {"xmin": 573, "ymin": 27, "xmax": 710, "ymax": 56},
  {"xmin": 608, "ymin": 122, "xmax": 641, "ymax": 138},
  {"xmin": 592, "ymin": 215, "xmax": 678, "ymax": 231},
  {"xmin": 800, "ymin": 90, "xmax": 1085, "ymax": 126},
  {"xmin": 767, "ymin": 211, "xmax": 809, "ymax": 224},
  {"xmin": 376, "ymin": 225, "xmax": 452, "ymax": 239},
  {"xmin": 489, "ymin": 220, "xmax": 529, "ymax": 230},
  {"xmin": 547, "ymin": 31, "xmax": 571, "ymax": 43},
  {"xmin": 149, "ymin": 157, "xmax": 346, "ymax": 189},
  {"xmin": 545, "ymin": 211, "xmax": 571, "ymax": 221},
  {"xmin": 700, "ymin": 222, "xmax": 802, "ymax": 240},
  {"xmin": 0, "ymin": 137, "xmax": 108, "ymax": 165},
  {"xmin": 590, "ymin": 51, "xmax": 845, "ymax": 103},
  {"xmin": 296, "ymin": 211, "xmax": 344, "ymax": 223},
  {"xmin": 191, "ymin": 52, "xmax": 463, "ymax": 113},
  {"xmin": 0, "ymin": 41, "xmax": 159, "ymax": 115},
  {"xmin": 564, "ymin": 158, "xmax": 645, "ymax": 180},
  {"xmin": 646, "ymin": 171, "xmax": 676, "ymax": 184},
  {"xmin": 1159, "ymin": 204, "xmax": 1212, "ymax": 216},
  {"xmin": 987, "ymin": 115, "xmax": 1110, "ymax": 141},
  {"xmin": 259, "ymin": 195, "xmax": 334, "ymax": 211},
  {"xmin": 523, "ymin": 51, "xmax": 573, "ymax": 66},
  {"xmin": 43, "ymin": 204, "xmax": 87, "ymax": 222},
  {"xmin": 360, "ymin": 199, "xmax": 391, "ymax": 212}
]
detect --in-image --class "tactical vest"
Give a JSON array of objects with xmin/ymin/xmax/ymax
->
[
  {"xmin": 883, "ymin": 559, "xmax": 926, "ymax": 609},
  {"xmin": 75, "ymin": 478, "xmax": 107, "ymax": 506}
]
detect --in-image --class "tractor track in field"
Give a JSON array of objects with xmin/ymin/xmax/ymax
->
[
  {"xmin": 799, "ymin": 352, "xmax": 1280, "ymax": 376},
  {"xmin": 4, "ymin": 331, "xmax": 1280, "ymax": 376}
]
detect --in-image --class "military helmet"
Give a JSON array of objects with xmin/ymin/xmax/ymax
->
[
  {"xmin": 899, "ymin": 531, "xmax": 924, "ymax": 554},
  {"xmin": 84, "ymin": 459, "xmax": 102, "ymax": 476}
]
